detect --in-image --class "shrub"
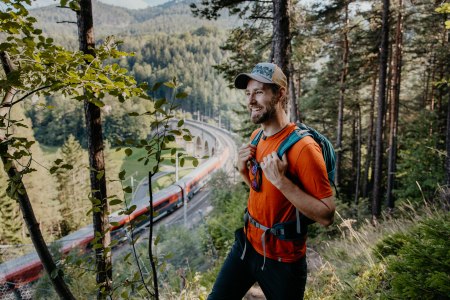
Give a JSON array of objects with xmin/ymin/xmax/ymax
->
[{"xmin": 376, "ymin": 213, "xmax": 450, "ymax": 299}]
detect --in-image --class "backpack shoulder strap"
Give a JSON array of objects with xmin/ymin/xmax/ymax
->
[
  {"xmin": 250, "ymin": 129, "xmax": 264, "ymax": 146},
  {"xmin": 276, "ymin": 127, "xmax": 311, "ymax": 159}
]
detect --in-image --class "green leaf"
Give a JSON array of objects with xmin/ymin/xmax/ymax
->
[
  {"xmin": 151, "ymin": 82, "xmax": 162, "ymax": 91},
  {"xmin": 180, "ymin": 157, "xmax": 185, "ymax": 167},
  {"xmin": 123, "ymin": 186, "xmax": 132, "ymax": 193},
  {"xmin": 54, "ymin": 159, "xmax": 63, "ymax": 165},
  {"xmin": 128, "ymin": 112, "xmax": 139, "ymax": 116},
  {"xmin": 154, "ymin": 234, "xmax": 161, "ymax": 245},
  {"xmin": 90, "ymin": 98, "xmax": 105, "ymax": 108},
  {"xmin": 123, "ymin": 252, "xmax": 132, "ymax": 262},
  {"xmin": 177, "ymin": 119, "xmax": 184, "ymax": 127},
  {"xmin": 175, "ymin": 91, "xmax": 188, "ymax": 99},
  {"xmin": 164, "ymin": 81, "xmax": 176, "ymax": 89},
  {"xmin": 49, "ymin": 166, "xmax": 58, "ymax": 174},
  {"xmin": 69, "ymin": 0, "xmax": 80, "ymax": 11},
  {"xmin": 61, "ymin": 164, "xmax": 73, "ymax": 170},
  {"xmin": 109, "ymin": 199, "xmax": 122, "ymax": 206},
  {"xmin": 92, "ymin": 243, "xmax": 103, "ymax": 250},
  {"xmin": 98, "ymin": 73, "xmax": 111, "ymax": 83},
  {"xmin": 96, "ymin": 170, "xmax": 105, "ymax": 180},
  {"xmin": 170, "ymin": 129, "xmax": 181, "ymax": 135},
  {"xmin": 193, "ymin": 158, "xmax": 199, "ymax": 167},
  {"xmin": 155, "ymin": 98, "xmax": 166, "ymax": 109},
  {"xmin": 119, "ymin": 170, "xmax": 126, "ymax": 180},
  {"xmin": 125, "ymin": 148, "xmax": 133, "ymax": 156},
  {"xmin": 183, "ymin": 135, "xmax": 192, "ymax": 141},
  {"xmin": 126, "ymin": 205, "xmax": 137, "ymax": 214}
]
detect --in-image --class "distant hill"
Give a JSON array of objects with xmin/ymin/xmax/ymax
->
[
  {"xmin": 25, "ymin": 0, "xmax": 242, "ymax": 147},
  {"xmin": 30, "ymin": 0, "xmax": 236, "ymax": 42}
]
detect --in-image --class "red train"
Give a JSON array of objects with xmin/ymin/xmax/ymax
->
[{"xmin": 0, "ymin": 122, "xmax": 233, "ymax": 298}]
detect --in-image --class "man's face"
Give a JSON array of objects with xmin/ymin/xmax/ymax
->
[{"xmin": 245, "ymin": 79, "xmax": 278, "ymax": 124}]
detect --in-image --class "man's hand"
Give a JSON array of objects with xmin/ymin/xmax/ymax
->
[
  {"xmin": 237, "ymin": 143, "xmax": 256, "ymax": 174},
  {"xmin": 260, "ymin": 152, "xmax": 288, "ymax": 188}
]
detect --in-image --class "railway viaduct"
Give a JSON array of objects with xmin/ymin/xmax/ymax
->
[{"xmin": 168, "ymin": 119, "xmax": 219, "ymax": 158}]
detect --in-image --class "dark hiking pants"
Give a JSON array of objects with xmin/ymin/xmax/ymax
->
[{"xmin": 208, "ymin": 228, "xmax": 307, "ymax": 300}]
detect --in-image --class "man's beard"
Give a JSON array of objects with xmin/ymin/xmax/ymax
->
[{"xmin": 249, "ymin": 96, "xmax": 278, "ymax": 124}]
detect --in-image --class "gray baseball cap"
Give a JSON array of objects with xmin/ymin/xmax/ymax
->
[{"xmin": 234, "ymin": 62, "xmax": 287, "ymax": 89}]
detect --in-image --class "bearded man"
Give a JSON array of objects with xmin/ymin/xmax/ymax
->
[{"xmin": 208, "ymin": 62, "xmax": 335, "ymax": 300}]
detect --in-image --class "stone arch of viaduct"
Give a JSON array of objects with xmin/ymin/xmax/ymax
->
[{"xmin": 168, "ymin": 120, "xmax": 218, "ymax": 158}]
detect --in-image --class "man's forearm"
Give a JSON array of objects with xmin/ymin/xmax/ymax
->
[{"xmin": 275, "ymin": 176, "xmax": 335, "ymax": 226}]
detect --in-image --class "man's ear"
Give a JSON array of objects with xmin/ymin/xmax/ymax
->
[{"xmin": 278, "ymin": 87, "xmax": 287, "ymax": 102}]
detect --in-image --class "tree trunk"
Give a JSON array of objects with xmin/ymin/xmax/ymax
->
[
  {"xmin": 296, "ymin": 71, "xmax": 303, "ymax": 123},
  {"xmin": 446, "ymin": 22, "xmax": 450, "ymax": 199},
  {"xmin": 423, "ymin": 61, "xmax": 431, "ymax": 107},
  {"xmin": 447, "ymin": 82, "xmax": 450, "ymax": 188},
  {"xmin": 335, "ymin": 1, "xmax": 349, "ymax": 187},
  {"xmin": 385, "ymin": 43, "xmax": 393, "ymax": 141},
  {"xmin": 289, "ymin": 62, "xmax": 300, "ymax": 122},
  {"xmin": 447, "ymin": 81, "xmax": 450, "ymax": 185},
  {"xmin": 430, "ymin": 55, "xmax": 436, "ymax": 112},
  {"xmin": 372, "ymin": 0, "xmax": 390, "ymax": 221},
  {"xmin": 0, "ymin": 51, "xmax": 75, "ymax": 300},
  {"xmin": 148, "ymin": 173, "xmax": 159, "ymax": 298},
  {"xmin": 362, "ymin": 74, "xmax": 377, "ymax": 198},
  {"xmin": 76, "ymin": 1, "xmax": 112, "ymax": 298},
  {"xmin": 437, "ymin": 13, "xmax": 448, "ymax": 114},
  {"xmin": 355, "ymin": 104, "xmax": 362, "ymax": 205},
  {"xmin": 272, "ymin": 0, "xmax": 292, "ymax": 115},
  {"xmin": 386, "ymin": 0, "xmax": 403, "ymax": 211}
]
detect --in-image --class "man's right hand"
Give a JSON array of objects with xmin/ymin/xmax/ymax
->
[{"xmin": 237, "ymin": 143, "xmax": 256, "ymax": 174}]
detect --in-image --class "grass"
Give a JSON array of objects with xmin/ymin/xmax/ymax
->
[{"xmin": 304, "ymin": 199, "xmax": 445, "ymax": 299}]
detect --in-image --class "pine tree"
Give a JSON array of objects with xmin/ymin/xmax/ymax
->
[{"xmin": 54, "ymin": 135, "xmax": 89, "ymax": 236}]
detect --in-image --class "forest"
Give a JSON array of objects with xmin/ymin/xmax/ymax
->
[{"xmin": 0, "ymin": 0, "xmax": 449, "ymax": 299}]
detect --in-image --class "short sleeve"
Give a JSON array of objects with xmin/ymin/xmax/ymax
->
[{"xmin": 291, "ymin": 141, "xmax": 333, "ymax": 200}]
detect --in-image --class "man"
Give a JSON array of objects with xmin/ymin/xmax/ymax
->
[{"xmin": 208, "ymin": 62, "xmax": 335, "ymax": 300}]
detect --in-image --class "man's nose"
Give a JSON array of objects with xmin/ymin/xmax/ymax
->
[{"xmin": 247, "ymin": 92, "xmax": 256, "ymax": 104}]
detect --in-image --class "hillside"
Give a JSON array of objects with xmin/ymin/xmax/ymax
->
[
  {"xmin": 26, "ymin": 0, "xmax": 242, "ymax": 147},
  {"xmin": 30, "ymin": 0, "xmax": 236, "ymax": 41}
]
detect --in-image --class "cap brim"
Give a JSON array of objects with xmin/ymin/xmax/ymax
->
[{"xmin": 234, "ymin": 73, "xmax": 273, "ymax": 89}]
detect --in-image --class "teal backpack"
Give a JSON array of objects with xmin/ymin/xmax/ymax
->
[{"xmin": 248, "ymin": 123, "xmax": 336, "ymax": 234}]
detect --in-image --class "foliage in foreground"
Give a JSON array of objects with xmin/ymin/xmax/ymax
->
[
  {"xmin": 305, "ymin": 200, "xmax": 449, "ymax": 300},
  {"xmin": 376, "ymin": 212, "xmax": 450, "ymax": 299}
]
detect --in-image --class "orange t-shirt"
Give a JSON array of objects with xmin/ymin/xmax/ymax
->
[{"xmin": 246, "ymin": 123, "xmax": 333, "ymax": 262}]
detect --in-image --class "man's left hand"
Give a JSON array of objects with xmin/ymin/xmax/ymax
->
[{"xmin": 260, "ymin": 152, "xmax": 288, "ymax": 188}]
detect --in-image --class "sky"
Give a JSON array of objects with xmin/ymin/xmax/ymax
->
[{"xmin": 31, "ymin": 0, "xmax": 171, "ymax": 10}]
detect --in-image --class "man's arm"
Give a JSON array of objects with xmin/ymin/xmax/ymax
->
[{"xmin": 261, "ymin": 152, "xmax": 335, "ymax": 226}]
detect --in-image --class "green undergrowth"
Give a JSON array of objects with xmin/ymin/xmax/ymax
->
[{"xmin": 305, "ymin": 199, "xmax": 449, "ymax": 300}]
